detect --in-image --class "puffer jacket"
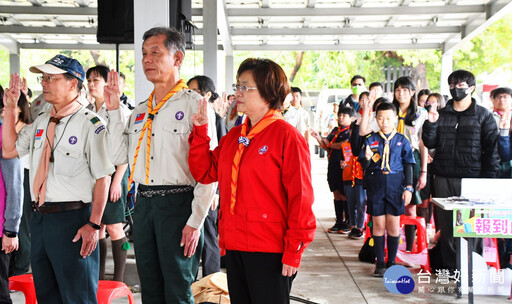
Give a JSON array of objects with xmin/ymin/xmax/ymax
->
[{"xmin": 422, "ymin": 98, "xmax": 499, "ymax": 178}]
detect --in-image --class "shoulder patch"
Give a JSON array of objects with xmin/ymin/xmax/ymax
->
[
  {"xmin": 89, "ymin": 116, "xmax": 101, "ymax": 125},
  {"xmin": 94, "ymin": 125, "xmax": 106, "ymax": 134},
  {"xmin": 366, "ymin": 133, "xmax": 372, "ymax": 138}
]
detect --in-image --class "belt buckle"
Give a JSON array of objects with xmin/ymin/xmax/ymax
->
[{"xmin": 382, "ymin": 171, "xmax": 390, "ymax": 175}]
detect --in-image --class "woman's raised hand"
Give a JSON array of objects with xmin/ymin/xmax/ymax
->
[
  {"xmin": 3, "ymin": 73, "xmax": 21, "ymax": 110},
  {"xmin": 104, "ymin": 70, "xmax": 121, "ymax": 111},
  {"xmin": 192, "ymin": 98, "xmax": 209, "ymax": 126}
]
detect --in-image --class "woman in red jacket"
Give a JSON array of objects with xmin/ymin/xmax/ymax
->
[{"xmin": 188, "ymin": 58, "xmax": 316, "ymax": 304}]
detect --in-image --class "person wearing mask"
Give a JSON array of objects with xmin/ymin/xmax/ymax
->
[
  {"xmin": 422, "ymin": 69, "xmax": 499, "ymax": 273},
  {"xmin": 340, "ymin": 75, "xmax": 366, "ymax": 112}
]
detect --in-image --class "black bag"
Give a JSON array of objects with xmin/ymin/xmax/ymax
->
[{"xmin": 358, "ymin": 236, "xmax": 376, "ymax": 263}]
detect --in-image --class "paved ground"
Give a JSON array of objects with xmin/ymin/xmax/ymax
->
[{"xmin": 9, "ymin": 146, "xmax": 512, "ymax": 303}]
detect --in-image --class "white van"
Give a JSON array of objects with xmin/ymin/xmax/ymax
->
[{"xmin": 313, "ymin": 89, "xmax": 352, "ymax": 136}]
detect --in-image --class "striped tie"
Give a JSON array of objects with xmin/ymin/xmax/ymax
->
[
  {"xmin": 230, "ymin": 109, "xmax": 283, "ymax": 214},
  {"xmin": 128, "ymin": 80, "xmax": 188, "ymax": 190}
]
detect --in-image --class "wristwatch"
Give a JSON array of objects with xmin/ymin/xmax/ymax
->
[
  {"xmin": 405, "ymin": 185, "xmax": 414, "ymax": 193},
  {"xmin": 3, "ymin": 230, "xmax": 17, "ymax": 238},
  {"xmin": 87, "ymin": 220, "xmax": 101, "ymax": 230}
]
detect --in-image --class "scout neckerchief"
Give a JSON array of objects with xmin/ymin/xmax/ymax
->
[
  {"xmin": 230, "ymin": 109, "xmax": 283, "ymax": 214},
  {"xmin": 127, "ymin": 79, "xmax": 188, "ymax": 190},
  {"xmin": 397, "ymin": 110, "xmax": 406, "ymax": 134},
  {"xmin": 33, "ymin": 97, "xmax": 82, "ymax": 206},
  {"xmin": 341, "ymin": 141, "xmax": 363, "ymax": 187},
  {"xmin": 326, "ymin": 125, "xmax": 350, "ymax": 159},
  {"xmin": 378, "ymin": 130, "xmax": 397, "ymax": 172}
]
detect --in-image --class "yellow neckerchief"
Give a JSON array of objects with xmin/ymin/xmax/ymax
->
[
  {"xmin": 378, "ymin": 130, "xmax": 397, "ymax": 172},
  {"xmin": 230, "ymin": 109, "xmax": 283, "ymax": 214},
  {"xmin": 397, "ymin": 110, "xmax": 406, "ymax": 134},
  {"xmin": 128, "ymin": 80, "xmax": 188, "ymax": 190}
]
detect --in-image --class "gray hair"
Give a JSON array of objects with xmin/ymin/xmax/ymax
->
[{"xmin": 142, "ymin": 27, "xmax": 185, "ymax": 56}]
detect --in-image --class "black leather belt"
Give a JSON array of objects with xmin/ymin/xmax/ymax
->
[
  {"xmin": 137, "ymin": 184, "xmax": 194, "ymax": 198},
  {"xmin": 33, "ymin": 201, "xmax": 89, "ymax": 214}
]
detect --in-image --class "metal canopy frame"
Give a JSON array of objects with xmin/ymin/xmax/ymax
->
[{"xmin": 0, "ymin": 0, "xmax": 511, "ymax": 53}]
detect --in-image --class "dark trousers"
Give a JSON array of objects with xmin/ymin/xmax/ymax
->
[
  {"xmin": 0, "ymin": 246, "xmax": 12, "ymax": 304},
  {"xmin": 133, "ymin": 191, "xmax": 203, "ymax": 304},
  {"xmin": 225, "ymin": 251, "xmax": 295, "ymax": 304},
  {"xmin": 202, "ymin": 207, "xmax": 220, "ymax": 276},
  {"xmin": 31, "ymin": 206, "xmax": 98, "ymax": 304},
  {"xmin": 433, "ymin": 176, "xmax": 482, "ymax": 270},
  {"xmin": 10, "ymin": 169, "xmax": 33, "ymax": 276}
]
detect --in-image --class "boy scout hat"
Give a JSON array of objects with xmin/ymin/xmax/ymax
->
[{"xmin": 29, "ymin": 54, "xmax": 85, "ymax": 82}]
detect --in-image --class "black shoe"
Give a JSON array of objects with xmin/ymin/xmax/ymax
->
[
  {"xmin": 338, "ymin": 223, "xmax": 351, "ymax": 234},
  {"xmin": 328, "ymin": 223, "xmax": 341, "ymax": 233},
  {"xmin": 386, "ymin": 261, "xmax": 396, "ymax": 268},
  {"xmin": 348, "ymin": 228, "xmax": 364, "ymax": 239},
  {"xmin": 373, "ymin": 262, "xmax": 386, "ymax": 277}
]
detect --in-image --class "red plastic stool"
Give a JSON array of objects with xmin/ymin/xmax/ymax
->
[
  {"xmin": 395, "ymin": 215, "xmax": 431, "ymax": 272},
  {"xmin": 9, "ymin": 274, "xmax": 37, "ymax": 304},
  {"xmin": 97, "ymin": 280, "xmax": 135, "ymax": 304}
]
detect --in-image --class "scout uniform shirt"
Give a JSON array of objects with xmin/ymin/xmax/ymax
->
[
  {"xmin": 86, "ymin": 101, "xmax": 131, "ymax": 124},
  {"xmin": 361, "ymin": 132, "xmax": 416, "ymax": 173},
  {"xmin": 369, "ymin": 108, "xmax": 428, "ymax": 151},
  {"xmin": 16, "ymin": 106, "xmax": 115, "ymax": 203},
  {"xmin": 108, "ymin": 89, "xmax": 218, "ymax": 229}
]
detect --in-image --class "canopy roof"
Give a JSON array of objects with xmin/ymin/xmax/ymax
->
[{"xmin": 0, "ymin": 0, "xmax": 511, "ymax": 53}]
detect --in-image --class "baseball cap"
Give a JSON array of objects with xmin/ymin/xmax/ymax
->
[{"xmin": 29, "ymin": 54, "xmax": 85, "ymax": 82}]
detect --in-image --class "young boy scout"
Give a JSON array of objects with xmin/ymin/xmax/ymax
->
[
  {"xmin": 105, "ymin": 27, "xmax": 217, "ymax": 303},
  {"xmin": 359, "ymin": 102, "xmax": 415, "ymax": 277},
  {"xmin": 2, "ymin": 55, "xmax": 114, "ymax": 304}
]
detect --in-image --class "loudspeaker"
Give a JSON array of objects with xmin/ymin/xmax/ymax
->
[{"xmin": 97, "ymin": 0, "xmax": 134, "ymax": 44}]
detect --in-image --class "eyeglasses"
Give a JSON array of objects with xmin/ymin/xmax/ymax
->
[
  {"xmin": 233, "ymin": 84, "xmax": 258, "ymax": 92},
  {"xmin": 37, "ymin": 75, "xmax": 61, "ymax": 84}
]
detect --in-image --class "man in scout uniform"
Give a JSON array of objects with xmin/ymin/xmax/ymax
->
[
  {"xmin": 106, "ymin": 27, "xmax": 217, "ymax": 303},
  {"xmin": 2, "ymin": 54, "xmax": 114, "ymax": 304}
]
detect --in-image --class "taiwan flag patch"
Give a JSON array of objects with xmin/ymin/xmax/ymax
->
[
  {"xmin": 35, "ymin": 129, "xmax": 44, "ymax": 140},
  {"xmin": 369, "ymin": 140, "xmax": 379, "ymax": 149},
  {"xmin": 135, "ymin": 113, "xmax": 145, "ymax": 124}
]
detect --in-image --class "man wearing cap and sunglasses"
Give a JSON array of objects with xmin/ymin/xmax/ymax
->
[{"xmin": 2, "ymin": 54, "xmax": 114, "ymax": 304}]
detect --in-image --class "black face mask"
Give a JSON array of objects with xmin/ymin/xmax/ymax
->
[{"xmin": 450, "ymin": 88, "xmax": 469, "ymax": 102}]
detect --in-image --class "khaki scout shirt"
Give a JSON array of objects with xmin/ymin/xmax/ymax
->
[
  {"xmin": 86, "ymin": 102, "xmax": 131, "ymax": 123},
  {"xmin": 108, "ymin": 89, "xmax": 218, "ymax": 229},
  {"xmin": 16, "ymin": 106, "xmax": 115, "ymax": 203}
]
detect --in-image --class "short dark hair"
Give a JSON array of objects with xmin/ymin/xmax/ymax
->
[
  {"xmin": 376, "ymin": 101, "xmax": 397, "ymax": 115},
  {"xmin": 369, "ymin": 82, "xmax": 383, "ymax": 90},
  {"xmin": 392, "ymin": 76, "xmax": 417, "ymax": 126},
  {"xmin": 187, "ymin": 75, "xmax": 219, "ymax": 103},
  {"xmin": 448, "ymin": 69, "xmax": 476, "ymax": 87},
  {"xmin": 119, "ymin": 72, "xmax": 126, "ymax": 81},
  {"xmin": 427, "ymin": 93, "xmax": 444, "ymax": 110},
  {"xmin": 373, "ymin": 97, "xmax": 390, "ymax": 112},
  {"xmin": 143, "ymin": 26, "xmax": 185, "ymax": 56},
  {"xmin": 338, "ymin": 106, "xmax": 356, "ymax": 117},
  {"xmin": 351, "ymin": 75, "xmax": 366, "ymax": 85},
  {"xmin": 63, "ymin": 73, "xmax": 83, "ymax": 92},
  {"xmin": 493, "ymin": 87, "xmax": 512, "ymax": 98},
  {"xmin": 291, "ymin": 87, "xmax": 302, "ymax": 95},
  {"xmin": 418, "ymin": 89, "xmax": 431, "ymax": 99},
  {"xmin": 86, "ymin": 65, "xmax": 110, "ymax": 82},
  {"xmin": 236, "ymin": 58, "xmax": 290, "ymax": 110},
  {"xmin": 359, "ymin": 91, "xmax": 370, "ymax": 102}
]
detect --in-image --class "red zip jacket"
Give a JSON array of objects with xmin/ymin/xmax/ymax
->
[{"xmin": 188, "ymin": 120, "xmax": 316, "ymax": 267}]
